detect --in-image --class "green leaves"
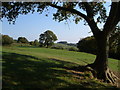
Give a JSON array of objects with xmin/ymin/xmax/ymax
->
[
  {"xmin": 2, "ymin": 35, "xmax": 14, "ymax": 45},
  {"xmin": 39, "ymin": 30, "xmax": 58, "ymax": 47},
  {"xmin": 2, "ymin": 2, "xmax": 108, "ymax": 24},
  {"xmin": 2, "ymin": 2, "xmax": 46, "ymax": 24}
]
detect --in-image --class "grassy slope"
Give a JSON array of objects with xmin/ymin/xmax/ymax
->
[
  {"xmin": 0, "ymin": 46, "xmax": 2, "ymax": 89},
  {"xmin": 2, "ymin": 46, "xmax": 119, "ymax": 89}
]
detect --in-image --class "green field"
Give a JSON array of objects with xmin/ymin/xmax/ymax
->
[{"xmin": 2, "ymin": 46, "xmax": 119, "ymax": 89}]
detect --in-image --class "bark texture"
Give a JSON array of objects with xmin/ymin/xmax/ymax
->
[{"xmin": 86, "ymin": 32, "xmax": 119, "ymax": 85}]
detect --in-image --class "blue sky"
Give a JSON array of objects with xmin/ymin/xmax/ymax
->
[{"xmin": 1, "ymin": 2, "xmax": 111, "ymax": 43}]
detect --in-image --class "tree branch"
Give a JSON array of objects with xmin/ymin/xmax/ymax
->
[
  {"xmin": 48, "ymin": 3, "xmax": 100, "ymax": 36},
  {"xmin": 103, "ymin": 2, "xmax": 120, "ymax": 35},
  {"xmin": 82, "ymin": 2, "xmax": 93, "ymax": 18},
  {"xmin": 48, "ymin": 3, "xmax": 90, "ymax": 22},
  {"xmin": 81, "ymin": 2, "xmax": 101, "ymax": 37}
]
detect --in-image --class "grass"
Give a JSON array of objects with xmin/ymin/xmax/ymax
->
[{"xmin": 2, "ymin": 46, "xmax": 120, "ymax": 89}]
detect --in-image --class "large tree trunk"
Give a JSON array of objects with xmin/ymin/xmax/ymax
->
[{"xmin": 87, "ymin": 32, "xmax": 118, "ymax": 84}]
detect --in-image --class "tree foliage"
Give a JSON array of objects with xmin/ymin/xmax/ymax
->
[
  {"xmin": 33, "ymin": 39, "xmax": 40, "ymax": 47},
  {"xmin": 1, "ymin": 2, "xmax": 109, "ymax": 24},
  {"xmin": 39, "ymin": 30, "xmax": 57, "ymax": 47},
  {"xmin": 1, "ymin": 1, "xmax": 120, "ymax": 84},
  {"xmin": 77, "ymin": 36, "xmax": 97, "ymax": 54},
  {"xmin": 77, "ymin": 35, "xmax": 120, "ymax": 59},
  {"xmin": 17, "ymin": 37, "xmax": 29, "ymax": 43},
  {"xmin": 2, "ymin": 35, "xmax": 14, "ymax": 45},
  {"xmin": 109, "ymin": 26, "xmax": 120, "ymax": 59}
]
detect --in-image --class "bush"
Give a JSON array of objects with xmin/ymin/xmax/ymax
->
[
  {"xmin": 68, "ymin": 47, "xmax": 78, "ymax": 51},
  {"xmin": 51, "ymin": 43, "xmax": 67, "ymax": 50},
  {"xmin": 33, "ymin": 39, "xmax": 40, "ymax": 47},
  {"xmin": 39, "ymin": 30, "xmax": 57, "ymax": 47},
  {"xmin": 51, "ymin": 43, "xmax": 78, "ymax": 51},
  {"xmin": 77, "ymin": 36, "xmax": 120, "ymax": 60},
  {"xmin": 2, "ymin": 35, "xmax": 14, "ymax": 45},
  {"xmin": 29, "ymin": 41, "xmax": 34, "ymax": 45},
  {"xmin": 77, "ymin": 36, "xmax": 97, "ymax": 54},
  {"xmin": 17, "ymin": 37, "xmax": 29, "ymax": 43}
]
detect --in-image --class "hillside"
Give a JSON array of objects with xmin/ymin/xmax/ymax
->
[{"xmin": 2, "ymin": 46, "xmax": 119, "ymax": 89}]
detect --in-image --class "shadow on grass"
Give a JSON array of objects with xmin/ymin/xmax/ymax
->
[{"xmin": 2, "ymin": 52, "xmax": 117, "ymax": 89}]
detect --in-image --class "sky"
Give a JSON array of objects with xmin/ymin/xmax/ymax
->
[{"xmin": 1, "ymin": 2, "xmax": 111, "ymax": 43}]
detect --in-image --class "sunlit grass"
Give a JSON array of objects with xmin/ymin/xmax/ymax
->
[
  {"xmin": 3, "ymin": 46, "xmax": 119, "ymax": 71},
  {"xmin": 2, "ymin": 46, "xmax": 119, "ymax": 89}
]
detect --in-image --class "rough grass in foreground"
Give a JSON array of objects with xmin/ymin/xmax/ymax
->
[{"xmin": 2, "ymin": 46, "xmax": 119, "ymax": 89}]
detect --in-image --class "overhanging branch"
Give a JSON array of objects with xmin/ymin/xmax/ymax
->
[
  {"xmin": 48, "ymin": 3, "xmax": 100, "ymax": 36},
  {"xmin": 103, "ymin": 2, "xmax": 120, "ymax": 34},
  {"xmin": 82, "ymin": 2, "xmax": 93, "ymax": 18},
  {"xmin": 48, "ymin": 3, "xmax": 90, "ymax": 22}
]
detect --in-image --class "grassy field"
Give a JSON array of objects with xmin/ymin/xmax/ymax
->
[{"xmin": 2, "ymin": 46, "xmax": 120, "ymax": 89}]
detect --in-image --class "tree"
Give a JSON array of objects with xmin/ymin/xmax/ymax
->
[
  {"xmin": 77, "ymin": 34, "xmax": 120, "ymax": 59},
  {"xmin": 2, "ymin": 35, "xmax": 14, "ymax": 45},
  {"xmin": 58, "ymin": 41, "xmax": 68, "ymax": 45},
  {"xmin": 29, "ymin": 41, "xmax": 34, "ymax": 45},
  {"xmin": 77, "ymin": 36, "xmax": 97, "ymax": 54},
  {"xmin": 39, "ymin": 30, "xmax": 58, "ymax": 47},
  {"xmin": 33, "ymin": 39, "xmax": 40, "ymax": 47},
  {"xmin": 109, "ymin": 26, "xmax": 120, "ymax": 59},
  {"xmin": 1, "ymin": 1, "xmax": 120, "ymax": 84},
  {"xmin": 17, "ymin": 37, "xmax": 29, "ymax": 43}
]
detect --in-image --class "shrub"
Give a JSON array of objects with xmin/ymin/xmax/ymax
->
[
  {"xmin": 39, "ymin": 30, "xmax": 57, "ymax": 47},
  {"xmin": 51, "ymin": 43, "xmax": 67, "ymax": 50},
  {"xmin": 77, "ymin": 36, "xmax": 97, "ymax": 54},
  {"xmin": 77, "ymin": 36, "xmax": 120, "ymax": 60},
  {"xmin": 51, "ymin": 43, "xmax": 78, "ymax": 51},
  {"xmin": 29, "ymin": 41, "xmax": 34, "ymax": 45},
  {"xmin": 17, "ymin": 37, "xmax": 29, "ymax": 43},
  {"xmin": 68, "ymin": 46, "xmax": 78, "ymax": 51},
  {"xmin": 2, "ymin": 35, "xmax": 14, "ymax": 45},
  {"xmin": 33, "ymin": 39, "xmax": 40, "ymax": 47}
]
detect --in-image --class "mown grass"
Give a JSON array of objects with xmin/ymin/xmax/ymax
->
[{"xmin": 2, "ymin": 46, "xmax": 119, "ymax": 89}]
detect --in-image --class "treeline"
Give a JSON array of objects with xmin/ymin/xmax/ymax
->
[
  {"xmin": 77, "ymin": 36, "xmax": 120, "ymax": 60},
  {"xmin": 0, "ymin": 35, "xmax": 38, "ymax": 46},
  {"xmin": 1, "ymin": 30, "xmax": 57, "ymax": 47},
  {"xmin": 1, "ymin": 28, "xmax": 119, "ymax": 60},
  {"xmin": 1, "ymin": 31, "xmax": 78, "ymax": 52}
]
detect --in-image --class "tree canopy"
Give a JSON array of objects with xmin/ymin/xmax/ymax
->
[
  {"xmin": 2, "ymin": 35, "xmax": 14, "ymax": 45},
  {"xmin": 1, "ymin": 2, "xmax": 110, "ymax": 24},
  {"xmin": 33, "ymin": 39, "xmax": 40, "ymax": 46},
  {"xmin": 17, "ymin": 37, "xmax": 29, "ymax": 43},
  {"xmin": 1, "ymin": 1, "xmax": 120, "ymax": 84},
  {"xmin": 39, "ymin": 30, "xmax": 58, "ymax": 47}
]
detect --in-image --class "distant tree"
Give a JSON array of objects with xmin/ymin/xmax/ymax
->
[
  {"xmin": 39, "ymin": 30, "xmax": 57, "ymax": 48},
  {"xmin": 2, "ymin": 35, "xmax": 14, "ymax": 45},
  {"xmin": 29, "ymin": 41, "xmax": 34, "ymax": 45},
  {"xmin": 2, "ymin": 1, "xmax": 120, "ymax": 84},
  {"xmin": 17, "ymin": 37, "xmax": 29, "ymax": 43},
  {"xmin": 57, "ymin": 41, "xmax": 67, "ymax": 45},
  {"xmin": 13, "ymin": 39, "xmax": 17, "ymax": 43},
  {"xmin": 109, "ymin": 26, "xmax": 120, "ymax": 59},
  {"xmin": 77, "ymin": 36, "xmax": 97, "ymax": 54},
  {"xmin": 77, "ymin": 26, "xmax": 120, "ymax": 59},
  {"xmin": 33, "ymin": 39, "xmax": 39, "ymax": 47},
  {"xmin": 67, "ymin": 43, "xmax": 77, "ymax": 47}
]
